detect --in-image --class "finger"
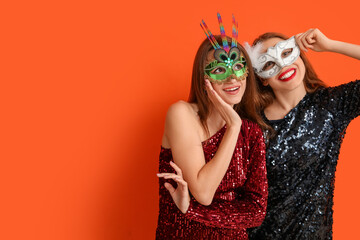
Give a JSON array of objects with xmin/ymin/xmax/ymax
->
[
  {"xmin": 157, "ymin": 173, "xmax": 170, "ymax": 177},
  {"xmin": 164, "ymin": 182, "xmax": 176, "ymax": 194},
  {"xmin": 299, "ymin": 28, "xmax": 316, "ymax": 50},
  {"xmin": 172, "ymin": 177, "xmax": 188, "ymax": 192},
  {"xmin": 205, "ymin": 79, "xmax": 225, "ymax": 106},
  {"xmin": 305, "ymin": 32, "xmax": 316, "ymax": 44},
  {"xmin": 163, "ymin": 173, "xmax": 180, "ymax": 179},
  {"xmin": 157, "ymin": 173, "xmax": 177, "ymax": 178},
  {"xmin": 174, "ymin": 178, "xmax": 188, "ymax": 190},
  {"xmin": 159, "ymin": 173, "xmax": 182, "ymax": 180},
  {"xmin": 204, "ymin": 79, "xmax": 215, "ymax": 99},
  {"xmin": 301, "ymin": 35, "xmax": 313, "ymax": 50},
  {"xmin": 302, "ymin": 30, "xmax": 316, "ymax": 48},
  {"xmin": 295, "ymin": 33, "xmax": 304, "ymax": 46},
  {"xmin": 295, "ymin": 33, "xmax": 307, "ymax": 52},
  {"xmin": 170, "ymin": 161, "xmax": 183, "ymax": 177},
  {"xmin": 205, "ymin": 79, "xmax": 216, "ymax": 93}
]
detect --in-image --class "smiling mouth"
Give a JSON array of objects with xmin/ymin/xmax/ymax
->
[
  {"xmin": 224, "ymin": 86, "xmax": 240, "ymax": 92},
  {"xmin": 279, "ymin": 68, "xmax": 296, "ymax": 81}
]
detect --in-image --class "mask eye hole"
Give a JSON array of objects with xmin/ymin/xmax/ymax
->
[
  {"xmin": 233, "ymin": 63, "xmax": 244, "ymax": 71},
  {"xmin": 220, "ymin": 55, "xmax": 228, "ymax": 61},
  {"xmin": 262, "ymin": 61, "xmax": 275, "ymax": 71},
  {"xmin": 211, "ymin": 67, "xmax": 226, "ymax": 74},
  {"xmin": 281, "ymin": 48, "xmax": 293, "ymax": 58},
  {"xmin": 230, "ymin": 52, "xmax": 238, "ymax": 61}
]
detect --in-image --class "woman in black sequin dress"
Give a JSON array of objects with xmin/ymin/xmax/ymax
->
[
  {"xmin": 245, "ymin": 29, "xmax": 360, "ymax": 239},
  {"xmin": 169, "ymin": 29, "xmax": 360, "ymax": 239}
]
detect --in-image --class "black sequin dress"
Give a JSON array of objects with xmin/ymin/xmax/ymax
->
[{"xmin": 248, "ymin": 80, "xmax": 360, "ymax": 240}]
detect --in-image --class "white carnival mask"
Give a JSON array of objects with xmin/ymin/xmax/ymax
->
[{"xmin": 245, "ymin": 36, "xmax": 300, "ymax": 79}]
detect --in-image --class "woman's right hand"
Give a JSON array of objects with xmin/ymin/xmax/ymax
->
[
  {"xmin": 295, "ymin": 28, "xmax": 360, "ymax": 60},
  {"xmin": 157, "ymin": 161, "xmax": 190, "ymax": 214},
  {"xmin": 205, "ymin": 79, "xmax": 242, "ymax": 129},
  {"xmin": 295, "ymin": 28, "xmax": 334, "ymax": 52}
]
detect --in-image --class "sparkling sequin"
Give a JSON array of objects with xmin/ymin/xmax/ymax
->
[
  {"xmin": 156, "ymin": 120, "xmax": 268, "ymax": 239},
  {"xmin": 248, "ymin": 80, "xmax": 360, "ymax": 240}
]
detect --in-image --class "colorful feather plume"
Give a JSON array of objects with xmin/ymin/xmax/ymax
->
[
  {"xmin": 200, "ymin": 20, "xmax": 221, "ymax": 49},
  {"xmin": 217, "ymin": 13, "xmax": 230, "ymax": 52}
]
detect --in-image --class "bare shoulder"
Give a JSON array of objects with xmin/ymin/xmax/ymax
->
[
  {"xmin": 162, "ymin": 101, "xmax": 200, "ymax": 148},
  {"xmin": 165, "ymin": 100, "xmax": 199, "ymax": 128},
  {"xmin": 166, "ymin": 100, "xmax": 194, "ymax": 118}
]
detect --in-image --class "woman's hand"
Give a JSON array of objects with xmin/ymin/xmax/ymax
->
[
  {"xmin": 295, "ymin": 28, "xmax": 360, "ymax": 60},
  {"xmin": 205, "ymin": 79, "xmax": 242, "ymax": 129},
  {"xmin": 295, "ymin": 28, "xmax": 334, "ymax": 52},
  {"xmin": 157, "ymin": 161, "xmax": 190, "ymax": 214}
]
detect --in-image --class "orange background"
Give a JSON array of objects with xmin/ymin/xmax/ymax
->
[{"xmin": 1, "ymin": 0, "xmax": 360, "ymax": 239}]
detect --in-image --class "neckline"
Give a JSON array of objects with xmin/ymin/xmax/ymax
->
[
  {"xmin": 263, "ymin": 93, "xmax": 309, "ymax": 123},
  {"xmin": 160, "ymin": 124, "xmax": 227, "ymax": 150},
  {"xmin": 201, "ymin": 124, "xmax": 227, "ymax": 145}
]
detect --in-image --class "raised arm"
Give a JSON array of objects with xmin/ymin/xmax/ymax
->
[
  {"xmin": 295, "ymin": 28, "xmax": 360, "ymax": 60},
  {"xmin": 158, "ymin": 81, "xmax": 242, "ymax": 206},
  {"xmin": 184, "ymin": 124, "xmax": 268, "ymax": 229}
]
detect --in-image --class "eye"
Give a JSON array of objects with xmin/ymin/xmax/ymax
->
[
  {"xmin": 233, "ymin": 63, "xmax": 244, "ymax": 71},
  {"xmin": 262, "ymin": 61, "xmax": 275, "ymax": 71},
  {"xmin": 281, "ymin": 48, "xmax": 293, "ymax": 58},
  {"xmin": 211, "ymin": 67, "xmax": 226, "ymax": 74}
]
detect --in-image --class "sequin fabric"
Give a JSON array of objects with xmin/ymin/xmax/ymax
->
[
  {"xmin": 156, "ymin": 120, "xmax": 268, "ymax": 240},
  {"xmin": 248, "ymin": 80, "xmax": 360, "ymax": 240}
]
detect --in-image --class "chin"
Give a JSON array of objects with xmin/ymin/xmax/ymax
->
[{"xmin": 226, "ymin": 97, "xmax": 243, "ymax": 106}]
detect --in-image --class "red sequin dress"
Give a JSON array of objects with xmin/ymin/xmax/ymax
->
[{"xmin": 156, "ymin": 120, "xmax": 268, "ymax": 239}]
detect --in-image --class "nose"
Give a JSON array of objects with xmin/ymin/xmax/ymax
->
[{"xmin": 225, "ymin": 75, "xmax": 238, "ymax": 83}]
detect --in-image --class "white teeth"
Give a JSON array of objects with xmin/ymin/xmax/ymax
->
[
  {"xmin": 224, "ymin": 87, "xmax": 239, "ymax": 92},
  {"xmin": 280, "ymin": 69, "xmax": 295, "ymax": 80}
]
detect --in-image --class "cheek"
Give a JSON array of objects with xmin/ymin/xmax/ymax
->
[
  {"xmin": 264, "ymin": 76, "xmax": 276, "ymax": 86},
  {"xmin": 295, "ymin": 60, "xmax": 306, "ymax": 82},
  {"xmin": 241, "ymin": 81, "xmax": 247, "ymax": 91},
  {"xmin": 211, "ymin": 83, "xmax": 223, "ymax": 95},
  {"xmin": 296, "ymin": 58, "xmax": 306, "ymax": 72}
]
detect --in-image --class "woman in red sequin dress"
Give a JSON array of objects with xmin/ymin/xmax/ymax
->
[{"xmin": 155, "ymin": 34, "xmax": 269, "ymax": 239}]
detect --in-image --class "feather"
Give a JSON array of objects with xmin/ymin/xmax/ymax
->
[
  {"xmin": 244, "ymin": 42, "xmax": 263, "ymax": 71},
  {"xmin": 217, "ymin": 13, "xmax": 229, "ymax": 52}
]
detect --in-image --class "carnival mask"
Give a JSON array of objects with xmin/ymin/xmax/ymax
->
[
  {"xmin": 246, "ymin": 36, "xmax": 300, "ymax": 79},
  {"xmin": 201, "ymin": 13, "xmax": 248, "ymax": 83}
]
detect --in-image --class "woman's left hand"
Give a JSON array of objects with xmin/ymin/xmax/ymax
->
[
  {"xmin": 157, "ymin": 161, "xmax": 190, "ymax": 214},
  {"xmin": 295, "ymin": 28, "xmax": 334, "ymax": 52}
]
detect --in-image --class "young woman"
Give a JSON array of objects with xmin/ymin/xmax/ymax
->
[
  {"xmin": 155, "ymin": 15, "xmax": 268, "ymax": 239},
  {"xmin": 167, "ymin": 28, "xmax": 360, "ymax": 239},
  {"xmin": 245, "ymin": 28, "xmax": 360, "ymax": 240}
]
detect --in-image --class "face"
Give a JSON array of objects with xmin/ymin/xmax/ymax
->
[
  {"xmin": 205, "ymin": 49, "xmax": 247, "ymax": 106},
  {"xmin": 259, "ymin": 37, "xmax": 306, "ymax": 92}
]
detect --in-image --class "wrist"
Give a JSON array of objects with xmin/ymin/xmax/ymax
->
[
  {"xmin": 327, "ymin": 39, "xmax": 341, "ymax": 53},
  {"xmin": 181, "ymin": 197, "xmax": 191, "ymax": 214},
  {"xmin": 227, "ymin": 122, "xmax": 242, "ymax": 131}
]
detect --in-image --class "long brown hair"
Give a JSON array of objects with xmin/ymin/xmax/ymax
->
[
  {"xmin": 252, "ymin": 32, "xmax": 327, "ymax": 110},
  {"xmin": 188, "ymin": 35, "xmax": 269, "ymax": 135}
]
